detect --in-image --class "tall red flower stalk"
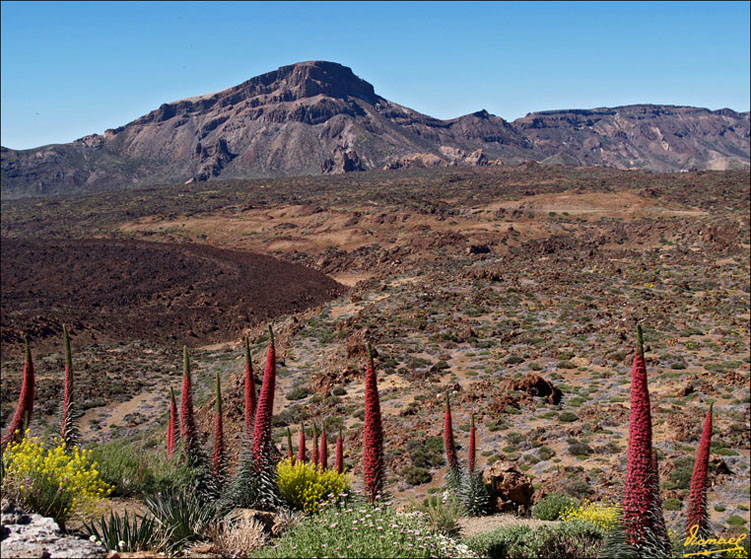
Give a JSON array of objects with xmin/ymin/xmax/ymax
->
[
  {"xmin": 312, "ymin": 424, "xmax": 319, "ymax": 467},
  {"xmin": 444, "ymin": 392, "xmax": 459, "ymax": 476},
  {"xmin": 320, "ymin": 428, "xmax": 328, "ymax": 470},
  {"xmin": 362, "ymin": 343, "xmax": 385, "ymax": 503},
  {"xmin": 686, "ymin": 404, "xmax": 713, "ymax": 537},
  {"xmin": 244, "ymin": 336, "xmax": 257, "ymax": 442},
  {"xmin": 1, "ymin": 336, "xmax": 35, "ymax": 451},
  {"xmin": 297, "ymin": 424, "xmax": 307, "ymax": 463},
  {"xmin": 180, "ymin": 346, "xmax": 198, "ymax": 457},
  {"xmin": 287, "ymin": 427, "xmax": 295, "ymax": 464},
  {"xmin": 335, "ymin": 427, "xmax": 344, "ymax": 474},
  {"xmin": 468, "ymin": 414, "xmax": 476, "ymax": 475},
  {"xmin": 622, "ymin": 325, "xmax": 660, "ymax": 548},
  {"xmin": 60, "ymin": 325, "xmax": 74, "ymax": 445},
  {"xmin": 166, "ymin": 386, "xmax": 178, "ymax": 458},
  {"xmin": 251, "ymin": 326, "xmax": 277, "ymax": 471},
  {"xmin": 211, "ymin": 372, "xmax": 226, "ymax": 479}
]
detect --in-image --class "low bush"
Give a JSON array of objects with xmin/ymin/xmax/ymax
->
[
  {"xmin": 89, "ymin": 440, "xmax": 192, "ymax": 497},
  {"xmin": 254, "ymin": 504, "xmax": 478, "ymax": 558},
  {"xmin": 286, "ymin": 386, "xmax": 313, "ymax": 401},
  {"xmin": 466, "ymin": 520, "xmax": 605, "ymax": 559},
  {"xmin": 558, "ymin": 412, "xmax": 579, "ymax": 423},
  {"xmin": 1, "ymin": 433, "xmax": 112, "ymax": 529},
  {"xmin": 404, "ymin": 465, "xmax": 432, "ymax": 485},
  {"xmin": 276, "ymin": 458, "xmax": 348, "ymax": 513},
  {"xmin": 533, "ymin": 493, "xmax": 575, "ymax": 521}
]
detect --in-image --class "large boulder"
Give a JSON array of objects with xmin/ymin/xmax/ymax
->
[
  {"xmin": 1, "ymin": 502, "xmax": 107, "ymax": 558},
  {"xmin": 500, "ymin": 373, "xmax": 562, "ymax": 405},
  {"xmin": 482, "ymin": 461, "xmax": 534, "ymax": 515}
]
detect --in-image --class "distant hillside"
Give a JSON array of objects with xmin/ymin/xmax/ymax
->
[{"xmin": 2, "ymin": 61, "xmax": 749, "ymax": 198}]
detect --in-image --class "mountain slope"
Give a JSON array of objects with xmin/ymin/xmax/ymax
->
[{"xmin": 1, "ymin": 61, "xmax": 749, "ymax": 198}]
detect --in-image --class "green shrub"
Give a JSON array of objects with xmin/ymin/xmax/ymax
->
[
  {"xmin": 403, "ymin": 465, "xmax": 432, "ymax": 485},
  {"xmin": 533, "ymin": 493, "xmax": 575, "ymax": 521},
  {"xmin": 253, "ymin": 505, "xmax": 475, "ymax": 558},
  {"xmin": 538, "ymin": 446, "xmax": 555, "ymax": 461},
  {"xmin": 407, "ymin": 436, "xmax": 445, "ymax": 469},
  {"xmin": 557, "ymin": 360, "xmax": 577, "ymax": 370},
  {"xmin": 558, "ymin": 412, "xmax": 579, "ymax": 423},
  {"xmin": 466, "ymin": 520, "xmax": 605, "ymax": 559},
  {"xmin": 286, "ymin": 386, "xmax": 312, "ymax": 401},
  {"xmin": 663, "ymin": 498, "xmax": 682, "ymax": 511},
  {"xmin": 89, "ymin": 441, "xmax": 191, "ymax": 497},
  {"xmin": 332, "ymin": 386, "xmax": 347, "ymax": 396},
  {"xmin": 505, "ymin": 431, "xmax": 525, "ymax": 445},
  {"xmin": 664, "ymin": 457, "xmax": 694, "ymax": 490}
]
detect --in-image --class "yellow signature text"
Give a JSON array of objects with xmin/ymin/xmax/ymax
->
[{"xmin": 683, "ymin": 524, "xmax": 748, "ymax": 557}]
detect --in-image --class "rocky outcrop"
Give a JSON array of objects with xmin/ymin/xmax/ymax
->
[
  {"xmin": 188, "ymin": 138, "xmax": 237, "ymax": 183},
  {"xmin": 2, "ymin": 61, "xmax": 748, "ymax": 198},
  {"xmin": 482, "ymin": 461, "xmax": 535, "ymax": 515},
  {"xmin": 500, "ymin": 373, "xmax": 563, "ymax": 404},
  {"xmin": 1, "ymin": 502, "xmax": 107, "ymax": 558},
  {"xmin": 321, "ymin": 148, "xmax": 365, "ymax": 174}
]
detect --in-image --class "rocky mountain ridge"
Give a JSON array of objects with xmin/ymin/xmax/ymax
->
[{"xmin": 2, "ymin": 61, "xmax": 749, "ymax": 197}]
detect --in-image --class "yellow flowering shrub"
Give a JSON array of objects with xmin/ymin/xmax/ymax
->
[
  {"xmin": 1, "ymin": 432, "xmax": 112, "ymax": 528},
  {"xmin": 560, "ymin": 500, "xmax": 620, "ymax": 531},
  {"xmin": 276, "ymin": 458, "xmax": 348, "ymax": 513}
]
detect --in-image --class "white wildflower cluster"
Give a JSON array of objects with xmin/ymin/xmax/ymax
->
[{"xmin": 434, "ymin": 533, "xmax": 480, "ymax": 559}]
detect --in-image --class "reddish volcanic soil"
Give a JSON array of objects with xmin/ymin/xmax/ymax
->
[{"xmin": 0, "ymin": 237, "xmax": 345, "ymax": 353}]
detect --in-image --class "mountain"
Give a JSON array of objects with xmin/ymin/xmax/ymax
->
[{"xmin": 2, "ymin": 61, "xmax": 749, "ymax": 198}]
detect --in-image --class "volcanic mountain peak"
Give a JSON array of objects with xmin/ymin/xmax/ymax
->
[
  {"xmin": 2, "ymin": 61, "xmax": 749, "ymax": 198},
  {"xmin": 238, "ymin": 60, "xmax": 380, "ymax": 104}
]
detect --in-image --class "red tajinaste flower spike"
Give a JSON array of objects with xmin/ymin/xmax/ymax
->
[
  {"xmin": 180, "ymin": 346, "xmax": 198, "ymax": 457},
  {"xmin": 320, "ymin": 428, "xmax": 328, "ymax": 470},
  {"xmin": 252, "ymin": 325, "xmax": 277, "ymax": 471},
  {"xmin": 211, "ymin": 372, "xmax": 226, "ymax": 479},
  {"xmin": 686, "ymin": 404, "xmax": 713, "ymax": 537},
  {"xmin": 444, "ymin": 392, "xmax": 458, "ymax": 474},
  {"xmin": 60, "ymin": 325, "xmax": 74, "ymax": 444},
  {"xmin": 362, "ymin": 343, "xmax": 385, "ymax": 503},
  {"xmin": 287, "ymin": 427, "xmax": 295, "ymax": 464},
  {"xmin": 1, "ymin": 336, "xmax": 35, "ymax": 451},
  {"xmin": 312, "ymin": 424, "xmax": 319, "ymax": 467},
  {"xmin": 297, "ymin": 423, "xmax": 307, "ymax": 463},
  {"xmin": 468, "ymin": 414, "xmax": 476, "ymax": 475},
  {"xmin": 622, "ymin": 325, "xmax": 657, "ymax": 547},
  {"xmin": 244, "ymin": 336, "xmax": 257, "ymax": 442},
  {"xmin": 167, "ymin": 386, "xmax": 178, "ymax": 458},
  {"xmin": 335, "ymin": 427, "xmax": 344, "ymax": 474}
]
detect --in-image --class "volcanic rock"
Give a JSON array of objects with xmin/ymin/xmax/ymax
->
[
  {"xmin": 1, "ymin": 502, "xmax": 106, "ymax": 558},
  {"xmin": 482, "ymin": 461, "xmax": 535, "ymax": 515}
]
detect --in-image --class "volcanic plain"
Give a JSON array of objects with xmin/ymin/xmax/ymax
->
[{"xmin": 1, "ymin": 165, "xmax": 749, "ymax": 530}]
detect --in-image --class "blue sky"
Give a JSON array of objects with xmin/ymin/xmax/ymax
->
[{"xmin": 1, "ymin": 1, "xmax": 749, "ymax": 150}]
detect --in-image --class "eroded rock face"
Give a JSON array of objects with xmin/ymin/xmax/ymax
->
[
  {"xmin": 321, "ymin": 149, "xmax": 365, "ymax": 174},
  {"xmin": 482, "ymin": 461, "xmax": 535, "ymax": 515},
  {"xmin": 1, "ymin": 502, "xmax": 107, "ymax": 559}
]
